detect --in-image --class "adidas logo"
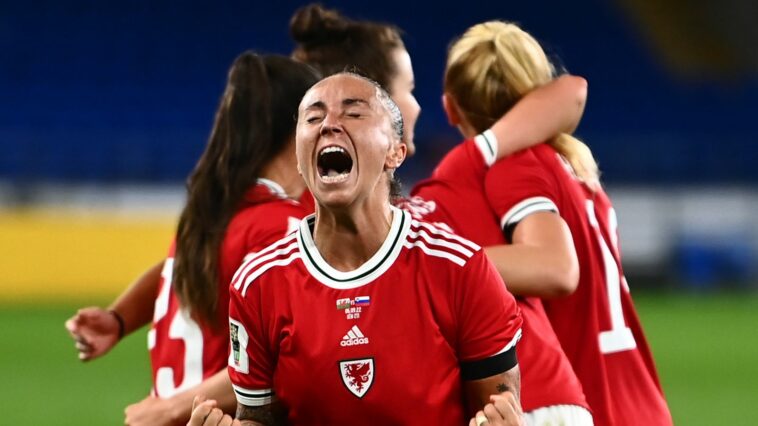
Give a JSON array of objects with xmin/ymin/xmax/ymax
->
[{"xmin": 340, "ymin": 325, "xmax": 369, "ymax": 347}]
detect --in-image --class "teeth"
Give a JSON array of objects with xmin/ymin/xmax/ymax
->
[
  {"xmin": 320, "ymin": 146, "xmax": 346, "ymax": 155},
  {"xmin": 321, "ymin": 172, "xmax": 350, "ymax": 183}
]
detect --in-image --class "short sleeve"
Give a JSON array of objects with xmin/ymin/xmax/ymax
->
[
  {"xmin": 485, "ymin": 149, "xmax": 560, "ymax": 242},
  {"xmin": 431, "ymin": 138, "xmax": 488, "ymax": 184},
  {"xmin": 472, "ymin": 129, "xmax": 498, "ymax": 167},
  {"xmin": 455, "ymin": 250, "xmax": 523, "ymax": 380},
  {"xmin": 244, "ymin": 213, "xmax": 300, "ymax": 255},
  {"xmin": 228, "ymin": 283, "xmax": 276, "ymax": 407}
]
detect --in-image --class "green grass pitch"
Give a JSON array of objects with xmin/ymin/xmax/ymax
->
[{"xmin": 0, "ymin": 291, "xmax": 756, "ymax": 424}]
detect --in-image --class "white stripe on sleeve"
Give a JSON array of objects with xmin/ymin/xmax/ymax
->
[
  {"xmin": 501, "ymin": 197, "xmax": 559, "ymax": 230},
  {"xmin": 232, "ymin": 384, "xmax": 276, "ymax": 406},
  {"xmin": 474, "ymin": 129, "xmax": 498, "ymax": 167}
]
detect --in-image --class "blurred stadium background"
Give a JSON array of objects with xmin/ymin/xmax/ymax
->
[{"xmin": 1, "ymin": 0, "xmax": 757, "ymax": 424}]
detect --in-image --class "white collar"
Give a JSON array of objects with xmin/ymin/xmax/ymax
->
[{"xmin": 297, "ymin": 206, "xmax": 410, "ymax": 289}]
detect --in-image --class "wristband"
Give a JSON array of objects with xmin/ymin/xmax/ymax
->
[{"xmin": 109, "ymin": 309, "xmax": 126, "ymax": 339}]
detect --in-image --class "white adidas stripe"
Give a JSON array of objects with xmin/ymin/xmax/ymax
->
[
  {"xmin": 411, "ymin": 220, "xmax": 480, "ymax": 251},
  {"xmin": 241, "ymin": 252, "xmax": 301, "ymax": 296},
  {"xmin": 231, "ymin": 234, "xmax": 298, "ymax": 288},
  {"xmin": 403, "ymin": 240, "xmax": 466, "ymax": 267},
  {"xmin": 407, "ymin": 228, "xmax": 475, "ymax": 258},
  {"xmin": 233, "ymin": 241, "xmax": 299, "ymax": 291}
]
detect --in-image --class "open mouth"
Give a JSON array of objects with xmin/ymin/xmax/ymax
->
[{"xmin": 317, "ymin": 146, "xmax": 353, "ymax": 183}]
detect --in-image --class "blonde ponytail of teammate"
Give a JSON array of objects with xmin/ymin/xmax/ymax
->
[{"xmin": 444, "ymin": 21, "xmax": 600, "ymax": 189}]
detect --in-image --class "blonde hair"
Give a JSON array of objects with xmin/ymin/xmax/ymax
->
[{"xmin": 445, "ymin": 21, "xmax": 599, "ymax": 189}]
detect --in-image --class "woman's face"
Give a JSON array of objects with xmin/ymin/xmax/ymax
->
[
  {"xmin": 296, "ymin": 74, "xmax": 405, "ymax": 209},
  {"xmin": 388, "ymin": 48, "xmax": 420, "ymax": 157}
]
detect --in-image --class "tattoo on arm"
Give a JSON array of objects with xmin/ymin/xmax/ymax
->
[
  {"xmin": 496, "ymin": 383, "xmax": 509, "ymax": 393},
  {"xmin": 236, "ymin": 403, "xmax": 281, "ymax": 426}
]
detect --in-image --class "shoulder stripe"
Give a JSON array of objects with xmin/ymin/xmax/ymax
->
[
  {"xmin": 232, "ymin": 384, "xmax": 276, "ymax": 406},
  {"xmin": 231, "ymin": 253, "xmax": 256, "ymax": 287},
  {"xmin": 501, "ymin": 197, "xmax": 558, "ymax": 230},
  {"xmin": 231, "ymin": 232, "xmax": 298, "ymax": 286},
  {"xmin": 241, "ymin": 252, "xmax": 301, "ymax": 296},
  {"xmin": 407, "ymin": 227, "xmax": 474, "ymax": 258},
  {"xmin": 403, "ymin": 240, "xmax": 466, "ymax": 267},
  {"xmin": 232, "ymin": 239, "xmax": 299, "ymax": 290},
  {"xmin": 411, "ymin": 220, "xmax": 480, "ymax": 251}
]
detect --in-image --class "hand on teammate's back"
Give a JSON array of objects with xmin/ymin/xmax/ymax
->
[
  {"xmin": 64, "ymin": 307, "xmax": 120, "ymax": 361},
  {"xmin": 469, "ymin": 391, "xmax": 525, "ymax": 426},
  {"xmin": 188, "ymin": 396, "xmax": 241, "ymax": 426}
]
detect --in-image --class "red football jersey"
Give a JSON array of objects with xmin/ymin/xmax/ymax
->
[
  {"xmin": 149, "ymin": 179, "xmax": 306, "ymax": 398},
  {"xmin": 228, "ymin": 207, "xmax": 523, "ymax": 425},
  {"xmin": 485, "ymin": 144, "xmax": 672, "ymax": 426},
  {"xmin": 406, "ymin": 137, "xmax": 588, "ymax": 413}
]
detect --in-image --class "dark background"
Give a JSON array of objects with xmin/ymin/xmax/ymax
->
[{"xmin": 3, "ymin": 0, "xmax": 757, "ymax": 186}]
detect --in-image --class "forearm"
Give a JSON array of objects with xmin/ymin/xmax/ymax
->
[
  {"xmin": 165, "ymin": 369, "xmax": 237, "ymax": 423},
  {"xmin": 484, "ymin": 244, "xmax": 578, "ymax": 298},
  {"xmin": 492, "ymin": 74, "xmax": 587, "ymax": 159},
  {"xmin": 236, "ymin": 402, "xmax": 286, "ymax": 426},
  {"xmin": 464, "ymin": 365, "xmax": 521, "ymax": 417},
  {"xmin": 108, "ymin": 260, "xmax": 164, "ymax": 335}
]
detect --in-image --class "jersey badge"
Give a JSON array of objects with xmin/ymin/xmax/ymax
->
[
  {"xmin": 230, "ymin": 323, "xmax": 241, "ymax": 366},
  {"xmin": 339, "ymin": 358, "xmax": 375, "ymax": 398}
]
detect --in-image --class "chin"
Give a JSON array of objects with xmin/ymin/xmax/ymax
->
[{"xmin": 313, "ymin": 191, "xmax": 354, "ymax": 210}]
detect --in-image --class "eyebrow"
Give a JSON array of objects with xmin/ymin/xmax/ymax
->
[
  {"xmin": 305, "ymin": 100, "xmax": 326, "ymax": 111},
  {"xmin": 342, "ymin": 98, "xmax": 369, "ymax": 107},
  {"xmin": 304, "ymin": 98, "xmax": 370, "ymax": 112}
]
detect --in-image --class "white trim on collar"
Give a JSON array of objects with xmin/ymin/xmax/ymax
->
[{"xmin": 297, "ymin": 206, "xmax": 410, "ymax": 289}]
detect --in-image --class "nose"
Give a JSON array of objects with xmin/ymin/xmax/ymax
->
[{"xmin": 320, "ymin": 114, "xmax": 343, "ymax": 136}]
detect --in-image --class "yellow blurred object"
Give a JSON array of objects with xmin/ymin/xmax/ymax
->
[{"xmin": 0, "ymin": 210, "xmax": 175, "ymax": 302}]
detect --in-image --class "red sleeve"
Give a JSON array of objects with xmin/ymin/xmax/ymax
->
[
  {"xmin": 431, "ymin": 139, "xmax": 487, "ymax": 183},
  {"xmin": 244, "ymin": 208, "xmax": 301, "ymax": 254},
  {"xmin": 455, "ymin": 250, "xmax": 523, "ymax": 380},
  {"xmin": 485, "ymin": 149, "xmax": 560, "ymax": 242},
  {"xmin": 228, "ymin": 279, "xmax": 276, "ymax": 407}
]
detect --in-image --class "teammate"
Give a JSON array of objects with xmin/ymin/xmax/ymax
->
[
  {"xmin": 226, "ymin": 72, "xmax": 524, "ymax": 425},
  {"xmin": 188, "ymin": 9, "xmax": 590, "ymax": 422},
  {"xmin": 439, "ymin": 21, "xmax": 673, "ymax": 426},
  {"xmin": 290, "ymin": 5, "xmax": 592, "ymax": 425},
  {"xmin": 65, "ymin": 52, "xmax": 320, "ymax": 425},
  {"xmin": 289, "ymin": 3, "xmax": 585, "ymax": 168}
]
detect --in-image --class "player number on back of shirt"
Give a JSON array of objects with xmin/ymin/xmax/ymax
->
[
  {"xmin": 151, "ymin": 259, "xmax": 204, "ymax": 396},
  {"xmin": 586, "ymin": 200, "xmax": 637, "ymax": 354}
]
